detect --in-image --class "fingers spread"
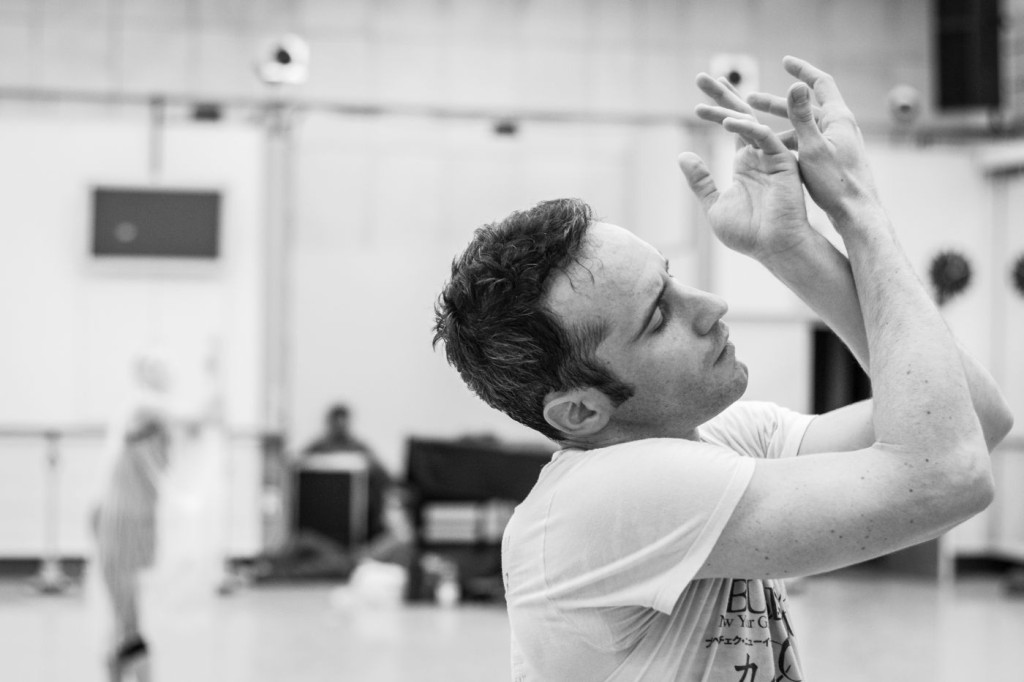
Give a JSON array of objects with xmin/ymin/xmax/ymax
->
[
  {"xmin": 748, "ymin": 91, "xmax": 824, "ymax": 125},
  {"xmin": 746, "ymin": 92, "xmax": 790, "ymax": 119},
  {"xmin": 696, "ymin": 72, "xmax": 753, "ymax": 114},
  {"xmin": 787, "ymin": 83, "xmax": 818, "ymax": 126},
  {"xmin": 716, "ymin": 76, "xmax": 745, "ymax": 101},
  {"xmin": 782, "ymin": 55, "xmax": 848, "ymax": 109},
  {"xmin": 694, "ymin": 104, "xmax": 763, "ymax": 148},
  {"xmin": 721, "ymin": 117, "xmax": 788, "ymax": 155},
  {"xmin": 677, "ymin": 152, "xmax": 719, "ymax": 213},
  {"xmin": 695, "ymin": 103, "xmax": 753, "ymax": 126},
  {"xmin": 783, "ymin": 82, "xmax": 831, "ymax": 154},
  {"xmin": 778, "ymin": 129, "xmax": 798, "ymax": 151}
]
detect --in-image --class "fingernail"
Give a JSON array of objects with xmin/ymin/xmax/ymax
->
[{"xmin": 792, "ymin": 85, "xmax": 809, "ymax": 104}]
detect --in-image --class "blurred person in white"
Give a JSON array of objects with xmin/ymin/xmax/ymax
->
[
  {"xmin": 432, "ymin": 57, "xmax": 1013, "ymax": 681},
  {"xmin": 90, "ymin": 342, "xmax": 224, "ymax": 682}
]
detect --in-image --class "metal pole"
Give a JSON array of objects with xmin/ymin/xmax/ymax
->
[
  {"xmin": 217, "ymin": 432, "xmax": 243, "ymax": 596},
  {"xmin": 262, "ymin": 102, "xmax": 294, "ymax": 436},
  {"xmin": 33, "ymin": 431, "xmax": 71, "ymax": 594}
]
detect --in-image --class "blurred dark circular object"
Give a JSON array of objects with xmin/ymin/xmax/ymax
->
[
  {"xmin": 929, "ymin": 250, "xmax": 971, "ymax": 306},
  {"xmin": 493, "ymin": 119, "xmax": 519, "ymax": 136},
  {"xmin": 1012, "ymin": 254, "xmax": 1024, "ymax": 297}
]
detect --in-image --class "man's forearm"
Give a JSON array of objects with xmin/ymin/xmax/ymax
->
[
  {"xmin": 763, "ymin": 227, "xmax": 1013, "ymax": 449},
  {"xmin": 763, "ymin": 230, "xmax": 869, "ymax": 370}
]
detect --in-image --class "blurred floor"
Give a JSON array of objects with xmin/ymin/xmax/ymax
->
[{"xmin": 2, "ymin": 567, "xmax": 1023, "ymax": 681}]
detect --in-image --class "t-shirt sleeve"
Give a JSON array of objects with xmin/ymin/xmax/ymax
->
[
  {"xmin": 543, "ymin": 440, "xmax": 755, "ymax": 615},
  {"xmin": 700, "ymin": 401, "xmax": 815, "ymax": 460}
]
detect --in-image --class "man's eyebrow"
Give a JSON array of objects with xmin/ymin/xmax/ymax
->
[{"xmin": 633, "ymin": 277, "xmax": 667, "ymax": 341}]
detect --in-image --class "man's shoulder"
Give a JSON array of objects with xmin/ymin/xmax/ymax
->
[
  {"xmin": 701, "ymin": 400, "xmax": 813, "ymax": 460},
  {"xmin": 708, "ymin": 399, "xmax": 784, "ymax": 423},
  {"xmin": 541, "ymin": 439, "xmax": 750, "ymax": 509},
  {"xmin": 559, "ymin": 437, "xmax": 722, "ymax": 467},
  {"xmin": 702, "ymin": 400, "xmax": 790, "ymax": 435}
]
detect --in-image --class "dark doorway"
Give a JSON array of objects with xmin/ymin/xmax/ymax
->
[{"xmin": 812, "ymin": 325, "xmax": 871, "ymax": 413}]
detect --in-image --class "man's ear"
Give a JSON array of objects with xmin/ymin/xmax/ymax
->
[{"xmin": 543, "ymin": 388, "xmax": 613, "ymax": 439}]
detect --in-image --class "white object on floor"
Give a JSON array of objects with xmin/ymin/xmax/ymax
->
[{"xmin": 329, "ymin": 560, "xmax": 407, "ymax": 610}]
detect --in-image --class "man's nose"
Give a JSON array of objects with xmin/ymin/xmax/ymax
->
[
  {"xmin": 706, "ymin": 293, "xmax": 729, "ymax": 319},
  {"xmin": 685, "ymin": 288, "xmax": 729, "ymax": 335}
]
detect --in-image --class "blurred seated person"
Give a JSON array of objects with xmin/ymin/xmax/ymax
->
[
  {"xmin": 253, "ymin": 403, "xmax": 412, "ymax": 582},
  {"xmin": 304, "ymin": 404, "xmax": 373, "ymax": 457}
]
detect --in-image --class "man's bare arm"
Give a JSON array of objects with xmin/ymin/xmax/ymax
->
[
  {"xmin": 743, "ymin": 75, "xmax": 1013, "ymax": 454},
  {"xmin": 682, "ymin": 58, "xmax": 993, "ymax": 579},
  {"xmin": 762, "ymin": 233, "xmax": 1012, "ymax": 454},
  {"xmin": 692, "ymin": 66, "xmax": 1013, "ymax": 454}
]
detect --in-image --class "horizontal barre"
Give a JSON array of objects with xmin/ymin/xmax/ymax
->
[{"xmin": 0, "ymin": 425, "xmax": 284, "ymax": 442}]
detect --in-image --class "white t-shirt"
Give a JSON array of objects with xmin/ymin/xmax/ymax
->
[{"xmin": 502, "ymin": 401, "xmax": 814, "ymax": 681}]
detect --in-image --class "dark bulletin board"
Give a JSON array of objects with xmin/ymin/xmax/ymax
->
[{"xmin": 92, "ymin": 187, "xmax": 221, "ymax": 259}]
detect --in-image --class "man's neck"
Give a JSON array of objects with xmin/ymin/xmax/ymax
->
[{"xmin": 557, "ymin": 424, "xmax": 701, "ymax": 451}]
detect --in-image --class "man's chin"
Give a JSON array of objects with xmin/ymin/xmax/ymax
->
[{"xmin": 732, "ymin": 361, "xmax": 750, "ymax": 398}]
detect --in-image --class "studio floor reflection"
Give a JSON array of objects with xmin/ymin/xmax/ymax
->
[{"xmin": 3, "ymin": 567, "xmax": 1023, "ymax": 682}]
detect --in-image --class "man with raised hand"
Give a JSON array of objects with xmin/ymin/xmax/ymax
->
[{"xmin": 432, "ymin": 57, "xmax": 1012, "ymax": 681}]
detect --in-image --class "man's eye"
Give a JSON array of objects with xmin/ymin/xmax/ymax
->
[{"xmin": 652, "ymin": 301, "xmax": 669, "ymax": 332}]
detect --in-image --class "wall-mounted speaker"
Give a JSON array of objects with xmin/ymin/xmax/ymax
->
[{"xmin": 91, "ymin": 187, "xmax": 221, "ymax": 259}]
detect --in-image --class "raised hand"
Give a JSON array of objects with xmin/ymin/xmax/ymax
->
[
  {"xmin": 678, "ymin": 74, "xmax": 811, "ymax": 264},
  {"xmin": 745, "ymin": 56, "xmax": 884, "ymax": 231}
]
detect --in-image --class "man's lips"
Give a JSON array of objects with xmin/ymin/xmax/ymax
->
[
  {"xmin": 714, "ymin": 324, "xmax": 731, "ymax": 363},
  {"xmin": 716, "ymin": 341, "xmax": 734, "ymax": 363}
]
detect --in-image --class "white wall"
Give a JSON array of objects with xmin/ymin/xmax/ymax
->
[
  {"xmin": 981, "ymin": 163, "xmax": 1024, "ymax": 561},
  {"xmin": 0, "ymin": 115, "xmax": 266, "ymax": 555},
  {"xmin": 0, "ymin": 116, "xmax": 265, "ymax": 428},
  {"xmin": 7, "ymin": 0, "xmax": 1017, "ymax": 561},
  {"xmin": 0, "ymin": 0, "xmax": 935, "ymax": 131}
]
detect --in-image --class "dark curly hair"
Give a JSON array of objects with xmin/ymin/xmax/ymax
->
[{"xmin": 432, "ymin": 198, "xmax": 635, "ymax": 441}]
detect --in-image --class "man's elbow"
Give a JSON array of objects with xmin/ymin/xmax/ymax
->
[
  {"xmin": 960, "ymin": 458, "xmax": 996, "ymax": 517},
  {"xmin": 939, "ymin": 436, "xmax": 996, "ymax": 519},
  {"xmin": 982, "ymin": 400, "xmax": 1015, "ymax": 452}
]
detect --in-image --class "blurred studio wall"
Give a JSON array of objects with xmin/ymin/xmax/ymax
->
[{"xmin": 0, "ymin": 0, "xmax": 1022, "ymax": 565}]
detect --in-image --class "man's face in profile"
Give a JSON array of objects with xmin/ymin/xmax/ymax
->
[{"xmin": 545, "ymin": 222, "xmax": 748, "ymax": 439}]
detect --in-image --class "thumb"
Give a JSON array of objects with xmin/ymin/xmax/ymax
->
[
  {"xmin": 677, "ymin": 152, "xmax": 719, "ymax": 214},
  {"xmin": 787, "ymin": 82, "xmax": 826, "ymax": 148}
]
